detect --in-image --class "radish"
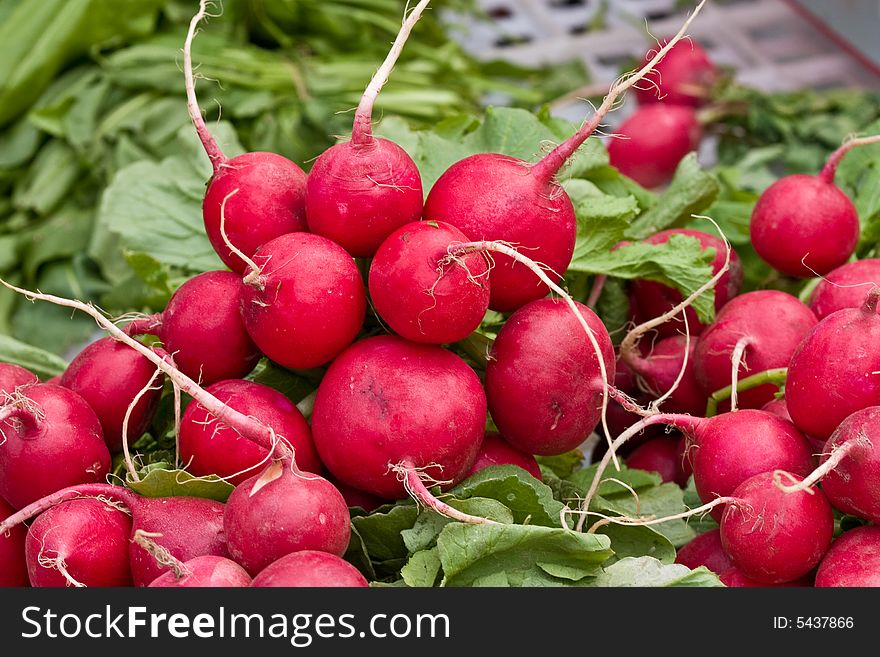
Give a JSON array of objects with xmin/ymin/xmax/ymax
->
[
  {"xmin": 184, "ymin": 2, "xmax": 307, "ymax": 273},
  {"xmin": 760, "ymin": 397, "xmax": 792, "ymax": 423},
  {"xmin": 251, "ymin": 551, "xmax": 368, "ymax": 588},
  {"xmin": 485, "ymin": 298, "xmax": 615, "ymax": 456},
  {"xmin": 25, "ymin": 498, "xmax": 132, "ymax": 587},
  {"xmin": 312, "ymin": 335, "xmax": 486, "ymax": 501},
  {"xmin": 305, "ymin": 2, "xmax": 428, "ymax": 257},
  {"xmin": 60, "ymin": 337, "xmax": 163, "ymax": 452},
  {"xmin": 693, "ymin": 290, "xmax": 817, "ymax": 409},
  {"xmin": 749, "ymin": 136, "xmax": 880, "ymax": 278},
  {"xmin": 808, "ymin": 258, "xmax": 880, "ymax": 320},
  {"xmin": 422, "ymin": 3, "xmax": 707, "ymax": 311},
  {"xmin": 815, "ymin": 526, "xmax": 880, "ymax": 587},
  {"xmin": 224, "ymin": 461, "xmax": 351, "ymax": 576},
  {"xmin": 179, "ymin": 379, "xmax": 321, "ymax": 485},
  {"xmin": 0, "ymin": 383, "xmax": 110, "ymax": 509},
  {"xmin": 238, "ymin": 232, "xmax": 366, "ymax": 369},
  {"xmin": 719, "ymin": 568, "xmax": 812, "ymax": 588},
  {"xmin": 125, "ymin": 271, "xmax": 261, "ymax": 384},
  {"xmin": 369, "ymin": 220, "xmax": 490, "ymax": 344},
  {"xmin": 133, "ymin": 531, "xmax": 251, "ymax": 588},
  {"xmin": 786, "ymin": 288, "xmax": 880, "ymax": 441},
  {"xmin": 0, "ymin": 364, "xmax": 37, "ymax": 393},
  {"xmin": 467, "ymin": 432, "xmax": 541, "ymax": 480},
  {"xmin": 720, "ymin": 471, "xmax": 833, "ymax": 584},
  {"xmin": 674, "ymin": 529, "xmax": 732, "ymax": 574},
  {"xmin": 0, "ymin": 498, "xmax": 27, "ymax": 587},
  {"xmin": 630, "ymin": 228, "xmax": 743, "ymax": 339},
  {"xmin": 625, "ymin": 437, "xmax": 683, "ymax": 486},
  {"xmin": 608, "ymin": 104, "xmax": 702, "ymax": 188},
  {"xmin": 635, "ymin": 37, "xmax": 717, "ymax": 107},
  {"xmin": 620, "ymin": 334, "xmax": 706, "ymax": 415}
]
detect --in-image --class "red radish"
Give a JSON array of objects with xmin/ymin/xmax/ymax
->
[
  {"xmin": 485, "ymin": 298, "xmax": 615, "ymax": 455},
  {"xmin": 0, "ymin": 498, "xmax": 27, "ymax": 587},
  {"xmin": 125, "ymin": 271, "xmax": 261, "ymax": 384},
  {"xmin": 467, "ymin": 431, "xmax": 541, "ymax": 480},
  {"xmin": 693, "ymin": 290, "xmax": 817, "ymax": 409},
  {"xmin": 25, "ymin": 498, "xmax": 132, "ymax": 587},
  {"xmin": 808, "ymin": 258, "xmax": 880, "ymax": 319},
  {"xmin": 719, "ymin": 567, "xmax": 812, "ymax": 588},
  {"xmin": 625, "ymin": 438, "xmax": 681, "ymax": 485},
  {"xmin": 0, "ymin": 364, "xmax": 37, "ymax": 393},
  {"xmin": 815, "ymin": 526, "xmax": 880, "ymax": 587},
  {"xmin": 720, "ymin": 471, "xmax": 833, "ymax": 584},
  {"xmin": 0, "ymin": 383, "xmax": 109, "ymax": 509},
  {"xmin": 786, "ymin": 288, "xmax": 880, "ymax": 441},
  {"xmin": 305, "ymin": 2, "xmax": 428, "ymax": 257},
  {"xmin": 621, "ymin": 335, "xmax": 705, "ymax": 415},
  {"xmin": 239, "ymin": 232, "xmax": 366, "ymax": 369},
  {"xmin": 223, "ymin": 462, "xmax": 351, "ymax": 575},
  {"xmin": 312, "ymin": 335, "xmax": 486, "ymax": 500},
  {"xmin": 369, "ymin": 220, "xmax": 490, "ymax": 344},
  {"xmin": 252, "ymin": 551, "xmax": 368, "ymax": 588},
  {"xmin": 674, "ymin": 529, "xmax": 732, "ymax": 574},
  {"xmin": 760, "ymin": 397, "xmax": 792, "ymax": 423},
  {"xmin": 749, "ymin": 136, "xmax": 880, "ymax": 278},
  {"xmin": 183, "ymin": 2, "xmax": 307, "ymax": 273},
  {"xmin": 149, "ymin": 555, "xmax": 252, "ymax": 588},
  {"xmin": 608, "ymin": 105, "xmax": 701, "ymax": 188},
  {"xmin": 422, "ymin": 5, "xmax": 707, "ymax": 311},
  {"xmin": 60, "ymin": 337, "xmax": 163, "ymax": 452},
  {"xmin": 631, "ymin": 229, "xmax": 742, "ymax": 339},
  {"xmin": 179, "ymin": 379, "xmax": 321, "ymax": 485},
  {"xmin": 635, "ymin": 37, "xmax": 717, "ymax": 107}
]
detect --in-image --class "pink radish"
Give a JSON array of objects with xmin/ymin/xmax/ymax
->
[
  {"xmin": 239, "ymin": 232, "xmax": 366, "ymax": 369},
  {"xmin": 224, "ymin": 461, "xmax": 351, "ymax": 576},
  {"xmin": 305, "ymin": 2, "xmax": 428, "ymax": 257},
  {"xmin": 626, "ymin": 437, "xmax": 683, "ymax": 486},
  {"xmin": 620, "ymin": 334, "xmax": 706, "ymax": 415},
  {"xmin": 125, "ymin": 271, "xmax": 261, "ymax": 385},
  {"xmin": 635, "ymin": 37, "xmax": 717, "ymax": 107},
  {"xmin": 179, "ymin": 379, "xmax": 321, "ymax": 485},
  {"xmin": 608, "ymin": 104, "xmax": 702, "ymax": 188},
  {"xmin": 184, "ymin": 2, "xmax": 307, "ymax": 273},
  {"xmin": 720, "ymin": 471, "xmax": 833, "ymax": 584},
  {"xmin": 60, "ymin": 337, "xmax": 163, "ymax": 452},
  {"xmin": 422, "ymin": 4, "xmax": 707, "ymax": 312},
  {"xmin": 485, "ymin": 298, "xmax": 615, "ymax": 455},
  {"xmin": 467, "ymin": 431, "xmax": 542, "ymax": 480},
  {"xmin": 749, "ymin": 136, "xmax": 880, "ymax": 278},
  {"xmin": 369, "ymin": 220, "xmax": 490, "ymax": 344},
  {"xmin": 0, "ymin": 383, "xmax": 109, "ymax": 509},
  {"xmin": 0, "ymin": 364, "xmax": 37, "ymax": 393},
  {"xmin": 312, "ymin": 335, "xmax": 486, "ymax": 500},
  {"xmin": 631, "ymin": 228, "xmax": 742, "ymax": 339},
  {"xmin": 786, "ymin": 288, "xmax": 880, "ymax": 441},
  {"xmin": 0, "ymin": 498, "xmax": 27, "ymax": 587},
  {"xmin": 252, "ymin": 551, "xmax": 368, "ymax": 588},
  {"xmin": 25, "ymin": 498, "xmax": 132, "ymax": 587},
  {"xmin": 693, "ymin": 290, "xmax": 817, "ymax": 409},
  {"xmin": 674, "ymin": 529, "xmax": 732, "ymax": 574},
  {"xmin": 815, "ymin": 526, "xmax": 880, "ymax": 587},
  {"xmin": 808, "ymin": 258, "xmax": 880, "ymax": 319}
]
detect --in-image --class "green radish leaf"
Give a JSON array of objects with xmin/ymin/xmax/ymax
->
[
  {"xmin": 125, "ymin": 467, "xmax": 235, "ymax": 502},
  {"xmin": 535, "ymin": 449, "xmax": 584, "ymax": 479},
  {"xmin": 401, "ymin": 498, "xmax": 515, "ymax": 556},
  {"xmin": 350, "ymin": 504, "xmax": 419, "ymax": 577},
  {"xmin": 451, "ymin": 465, "xmax": 566, "ymax": 526},
  {"xmin": 344, "ymin": 524, "xmax": 377, "ymax": 583},
  {"xmin": 401, "ymin": 548, "xmax": 442, "ymax": 588},
  {"xmin": 0, "ymin": 333, "xmax": 67, "ymax": 379},
  {"xmin": 588, "ymin": 556, "xmax": 723, "ymax": 587}
]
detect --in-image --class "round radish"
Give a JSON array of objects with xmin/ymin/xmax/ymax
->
[
  {"xmin": 224, "ymin": 462, "xmax": 350, "ymax": 575},
  {"xmin": 808, "ymin": 258, "xmax": 880, "ymax": 320},
  {"xmin": 635, "ymin": 37, "xmax": 717, "ymax": 107},
  {"xmin": 621, "ymin": 334, "xmax": 706, "ymax": 415},
  {"xmin": 786, "ymin": 288, "xmax": 880, "ymax": 441},
  {"xmin": 0, "ymin": 384, "xmax": 109, "ymax": 509},
  {"xmin": 675, "ymin": 529, "xmax": 732, "ymax": 574},
  {"xmin": 369, "ymin": 220, "xmax": 490, "ymax": 344},
  {"xmin": 0, "ymin": 498, "xmax": 27, "ymax": 587},
  {"xmin": 608, "ymin": 104, "xmax": 701, "ymax": 188},
  {"xmin": 485, "ymin": 298, "xmax": 614, "ymax": 456},
  {"xmin": 631, "ymin": 229, "xmax": 742, "ymax": 339},
  {"xmin": 694, "ymin": 290, "xmax": 817, "ymax": 408},
  {"xmin": 252, "ymin": 551, "xmax": 368, "ymax": 588},
  {"xmin": 25, "ymin": 498, "xmax": 132, "ymax": 587},
  {"xmin": 148, "ymin": 556, "xmax": 252, "ymax": 588},
  {"xmin": 467, "ymin": 432, "xmax": 541, "ymax": 480},
  {"xmin": 626, "ymin": 437, "xmax": 681, "ymax": 485},
  {"xmin": 815, "ymin": 526, "xmax": 880, "ymax": 587},
  {"xmin": 760, "ymin": 397, "xmax": 792, "ymax": 422},
  {"xmin": 60, "ymin": 337, "xmax": 163, "ymax": 452},
  {"xmin": 179, "ymin": 379, "xmax": 320, "ymax": 485},
  {"xmin": 0, "ymin": 364, "xmax": 37, "ymax": 394},
  {"xmin": 720, "ymin": 471, "xmax": 833, "ymax": 584},
  {"xmin": 312, "ymin": 335, "xmax": 486, "ymax": 499},
  {"xmin": 239, "ymin": 232, "xmax": 366, "ymax": 369}
]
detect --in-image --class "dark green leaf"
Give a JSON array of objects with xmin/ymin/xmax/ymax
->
[
  {"xmin": 452, "ymin": 465, "xmax": 566, "ymax": 526},
  {"xmin": 126, "ymin": 467, "xmax": 235, "ymax": 502},
  {"xmin": 0, "ymin": 333, "xmax": 67, "ymax": 378}
]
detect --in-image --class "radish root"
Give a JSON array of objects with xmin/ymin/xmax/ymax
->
[
  {"xmin": 773, "ymin": 437, "xmax": 868, "ymax": 494},
  {"xmin": 132, "ymin": 529, "xmax": 191, "ymax": 580},
  {"xmin": 394, "ymin": 460, "xmax": 499, "ymax": 525},
  {"xmin": 728, "ymin": 336, "xmax": 752, "ymax": 412}
]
